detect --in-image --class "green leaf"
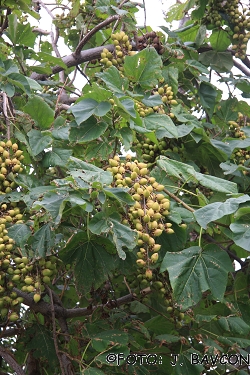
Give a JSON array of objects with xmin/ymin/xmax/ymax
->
[
  {"xmin": 195, "ymin": 24, "xmax": 207, "ymax": 47},
  {"xmin": 96, "ymin": 66, "xmax": 129, "ymax": 93},
  {"xmin": 33, "ymin": 189, "xmax": 68, "ymax": 225},
  {"xmin": 142, "ymin": 94, "xmax": 163, "ymax": 107},
  {"xmin": 157, "ymin": 157, "xmax": 237, "ymax": 194},
  {"xmin": 51, "ymin": 117, "xmax": 70, "ymax": 140},
  {"xmin": 89, "ymin": 212, "xmax": 109, "ymax": 235},
  {"xmin": 160, "ymin": 245, "xmax": 234, "ymax": 309},
  {"xmin": 26, "ymin": 324, "xmax": 58, "ymax": 364},
  {"xmin": 119, "ymin": 98, "xmax": 136, "ymax": 118},
  {"xmin": 209, "ymin": 29, "xmax": 231, "ymax": 52},
  {"xmin": 124, "ymin": 48, "xmax": 163, "ymax": 89},
  {"xmin": 23, "ymin": 95, "xmax": 54, "ymax": 129},
  {"xmin": 83, "ymin": 369, "xmax": 106, "ymax": 375},
  {"xmin": 194, "ymin": 195, "xmax": 250, "ymax": 228},
  {"xmin": 195, "ymin": 314, "xmax": 217, "ymax": 323},
  {"xmin": 42, "ymin": 148, "xmax": 72, "ymax": 167},
  {"xmin": 69, "ymin": 168, "xmax": 112, "ymax": 186},
  {"xmin": 198, "ymin": 82, "xmax": 217, "ymax": 118},
  {"xmin": 199, "ymin": 51, "xmax": 233, "ymax": 71},
  {"xmin": 186, "ymin": 59, "xmax": 209, "ymax": 75},
  {"xmin": 156, "ymin": 334, "xmax": 181, "ymax": 343},
  {"xmin": 36, "ymin": 52, "xmax": 67, "ymax": 69},
  {"xmin": 162, "ymin": 65, "xmax": 178, "ymax": 94},
  {"xmin": 166, "ymin": 2, "xmax": 187, "ymax": 22},
  {"xmin": 89, "ymin": 212, "xmax": 137, "ymax": 259},
  {"xmin": 110, "ymin": 214, "xmax": 137, "ymax": 259},
  {"xmin": 90, "ymin": 330, "xmax": 128, "ymax": 352},
  {"xmin": 31, "ymin": 224, "xmax": 54, "ymax": 257},
  {"xmin": 6, "ymin": 14, "xmax": 18, "ymax": 45},
  {"xmin": 130, "ymin": 301, "xmax": 149, "ymax": 314},
  {"xmin": 218, "ymin": 317, "xmax": 250, "ymax": 335},
  {"xmin": 7, "ymin": 73, "xmax": 31, "ymax": 94},
  {"xmin": 7, "ymin": 224, "xmax": 32, "ymax": 248},
  {"xmin": 174, "ymin": 351, "xmax": 204, "ymax": 375},
  {"xmin": 70, "ymin": 99, "xmax": 111, "ymax": 124},
  {"xmin": 104, "ymin": 187, "xmax": 135, "ymax": 205},
  {"xmin": 70, "ymin": 119, "xmax": 108, "ymax": 143},
  {"xmin": 230, "ymin": 222, "xmax": 250, "ymax": 251},
  {"xmin": 143, "ymin": 114, "xmax": 178, "ymax": 138},
  {"xmin": 27, "ymin": 129, "xmax": 52, "ymax": 156},
  {"xmin": 59, "ymin": 233, "xmax": 117, "ymax": 293}
]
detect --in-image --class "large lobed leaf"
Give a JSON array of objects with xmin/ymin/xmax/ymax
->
[
  {"xmin": 124, "ymin": 47, "xmax": 163, "ymax": 89},
  {"xmin": 194, "ymin": 195, "xmax": 250, "ymax": 228},
  {"xmin": 59, "ymin": 233, "xmax": 118, "ymax": 294},
  {"xmin": 160, "ymin": 245, "xmax": 234, "ymax": 309},
  {"xmin": 157, "ymin": 157, "xmax": 237, "ymax": 194}
]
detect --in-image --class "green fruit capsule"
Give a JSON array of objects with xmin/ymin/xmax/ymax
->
[
  {"xmin": 151, "ymin": 253, "xmax": 159, "ymax": 263},
  {"xmin": 9, "ymin": 312, "xmax": 19, "ymax": 322},
  {"xmin": 24, "ymin": 277, "xmax": 33, "ymax": 285},
  {"xmin": 33, "ymin": 294, "xmax": 41, "ymax": 303},
  {"xmin": 42, "ymin": 268, "xmax": 53, "ymax": 276},
  {"xmin": 43, "ymin": 276, "xmax": 51, "ymax": 284}
]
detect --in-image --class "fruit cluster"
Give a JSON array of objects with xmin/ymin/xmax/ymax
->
[
  {"xmin": 133, "ymin": 136, "xmax": 185, "ymax": 165},
  {"xmin": 202, "ymin": 0, "xmax": 250, "ymax": 59},
  {"xmin": 154, "ymin": 84, "xmax": 178, "ymax": 107},
  {"xmin": 0, "ymin": 140, "xmax": 62, "ymax": 323},
  {"xmin": 0, "ymin": 250, "xmax": 61, "ymax": 322},
  {"xmin": 107, "ymin": 155, "xmax": 174, "ymax": 277},
  {"xmin": 228, "ymin": 113, "xmax": 250, "ymax": 170},
  {"xmin": 136, "ymin": 31, "xmax": 164, "ymax": 55},
  {"xmin": 100, "ymin": 31, "xmax": 133, "ymax": 71},
  {"xmin": 0, "ymin": 140, "xmax": 24, "ymax": 193},
  {"xmin": 135, "ymin": 84, "xmax": 177, "ymax": 119},
  {"xmin": 133, "ymin": 137, "xmax": 168, "ymax": 163}
]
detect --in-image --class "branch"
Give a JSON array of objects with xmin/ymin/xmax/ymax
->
[
  {"xmin": 74, "ymin": 15, "xmax": 120, "ymax": 56},
  {"xmin": 233, "ymin": 58, "xmax": 250, "ymax": 77},
  {"xmin": 30, "ymin": 44, "xmax": 115, "ymax": 81},
  {"xmin": 0, "ymin": 327, "xmax": 21, "ymax": 339},
  {"xmin": 13, "ymin": 287, "xmax": 135, "ymax": 319},
  {"xmin": 0, "ymin": 8, "xmax": 11, "ymax": 36},
  {"xmin": 0, "ymin": 347, "xmax": 25, "ymax": 375}
]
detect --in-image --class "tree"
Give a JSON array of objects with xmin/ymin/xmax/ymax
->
[{"xmin": 0, "ymin": 0, "xmax": 250, "ymax": 373}]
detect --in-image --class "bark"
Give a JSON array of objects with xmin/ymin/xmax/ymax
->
[{"xmin": 30, "ymin": 45, "xmax": 115, "ymax": 81}]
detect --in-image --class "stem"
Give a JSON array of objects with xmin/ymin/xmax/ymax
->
[
  {"xmin": 163, "ymin": 188, "xmax": 195, "ymax": 213},
  {"xmin": 81, "ymin": 340, "xmax": 91, "ymax": 363},
  {"xmin": 198, "ymin": 227, "xmax": 203, "ymax": 247},
  {"xmin": 48, "ymin": 288, "xmax": 66, "ymax": 375}
]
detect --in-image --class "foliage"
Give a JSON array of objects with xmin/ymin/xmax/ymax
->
[{"xmin": 0, "ymin": 0, "xmax": 250, "ymax": 374}]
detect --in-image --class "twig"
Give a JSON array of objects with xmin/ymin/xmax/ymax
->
[
  {"xmin": 142, "ymin": 0, "xmax": 147, "ymax": 29},
  {"xmin": 74, "ymin": 15, "xmax": 120, "ymax": 56},
  {"xmin": 2, "ymin": 93, "xmax": 11, "ymax": 140},
  {"xmin": 37, "ymin": 0, "xmax": 55, "ymax": 19},
  {"xmin": 163, "ymin": 187, "xmax": 195, "ymax": 213},
  {"xmin": 32, "ymin": 27, "xmax": 50, "ymax": 35}
]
